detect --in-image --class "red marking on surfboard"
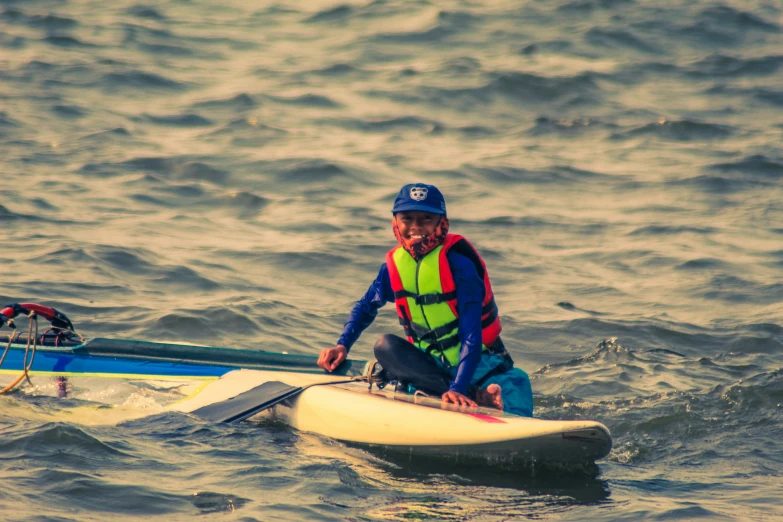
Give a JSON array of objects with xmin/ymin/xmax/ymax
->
[{"xmin": 465, "ymin": 413, "xmax": 506, "ymax": 423}]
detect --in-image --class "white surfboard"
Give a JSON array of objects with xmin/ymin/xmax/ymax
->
[{"xmin": 169, "ymin": 369, "xmax": 612, "ymax": 465}]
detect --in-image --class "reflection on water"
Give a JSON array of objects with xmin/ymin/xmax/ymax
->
[
  {"xmin": 367, "ymin": 446, "xmax": 612, "ymax": 504},
  {"xmin": 286, "ymin": 429, "xmax": 611, "ymax": 519}
]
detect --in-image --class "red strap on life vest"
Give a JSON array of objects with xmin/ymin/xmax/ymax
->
[{"xmin": 440, "ymin": 235, "xmax": 502, "ymax": 346}]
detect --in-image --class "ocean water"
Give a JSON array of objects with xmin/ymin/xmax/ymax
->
[{"xmin": 1, "ymin": 0, "xmax": 782, "ymax": 520}]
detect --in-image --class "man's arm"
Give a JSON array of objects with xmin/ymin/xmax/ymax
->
[
  {"xmin": 446, "ymin": 252, "xmax": 485, "ymax": 396},
  {"xmin": 318, "ymin": 264, "xmax": 393, "ymax": 372},
  {"xmin": 336, "ymin": 263, "xmax": 394, "ymax": 351}
]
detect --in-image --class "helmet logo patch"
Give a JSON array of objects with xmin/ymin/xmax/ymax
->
[{"xmin": 410, "ymin": 187, "xmax": 428, "ymax": 201}]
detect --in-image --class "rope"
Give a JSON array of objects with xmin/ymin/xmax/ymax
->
[
  {"xmin": 0, "ymin": 312, "xmax": 38, "ymax": 395},
  {"xmin": 0, "ymin": 327, "xmax": 17, "ymax": 368},
  {"xmin": 361, "ymin": 359, "xmax": 391, "ymax": 391},
  {"xmin": 300, "ymin": 361, "xmax": 389, "ymax": 396}
]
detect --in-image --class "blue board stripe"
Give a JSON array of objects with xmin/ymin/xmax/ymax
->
[{"xmin": 1, "ymin": 349, "xmax": 234, "ymax": 378}]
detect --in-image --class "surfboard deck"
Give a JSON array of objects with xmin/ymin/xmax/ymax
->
[{"xmin": 170, "ymin": 369, "xmax": 612, "ymax": 465}]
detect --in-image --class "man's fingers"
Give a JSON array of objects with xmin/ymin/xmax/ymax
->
[
  {"xmin": 328, "ymin": 352, "xmax": 345, "ymax": 372},
  {"xmin": 441, "ymin": 391, "xmax": 477, "ymax": 407},
  {"xmin": 318, "ymin": 349, "xmax": 334, "ymax": 372}
]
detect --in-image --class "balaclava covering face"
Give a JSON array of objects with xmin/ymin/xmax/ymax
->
[{"xmin": 392, "ymin": 215, "xmax": 450, "ymax": 260}]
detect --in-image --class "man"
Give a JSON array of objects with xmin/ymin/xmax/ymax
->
[{"xmin": 318, "ymin": 183, "xmax": 533, "ymax": 416}]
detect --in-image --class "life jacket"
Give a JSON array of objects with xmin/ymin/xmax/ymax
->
[{"xmin": 385, "ymin": 234, "xmax": 502, "ymax": 367}]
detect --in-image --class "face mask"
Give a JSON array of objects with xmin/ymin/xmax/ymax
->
[{"xmin": 392, "ymin": 216, "xmax": 450, "ymax": 260}]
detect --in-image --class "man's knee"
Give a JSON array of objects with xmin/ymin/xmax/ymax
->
[{"xmin": 373, "ymin": 334, "xmax": 399, "ymax": 359}]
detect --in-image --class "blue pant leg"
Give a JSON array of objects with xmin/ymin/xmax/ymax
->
[
  {"xmin": 459, "ymin": 353, "xmax": 534, "ymax": 417},
  {"xmin": 482, "ymin": 367, "xmax": 534, "ymax": 417}
]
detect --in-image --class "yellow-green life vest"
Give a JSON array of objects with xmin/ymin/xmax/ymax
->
[{"xmin": 385, "ymin": 234, "xmax": 502, "ymax": 367}]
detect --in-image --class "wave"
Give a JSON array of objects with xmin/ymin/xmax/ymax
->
[
  {"xmin": 686, "ymin": 54, "xmax": 783, "ymax": 78},
  {"xmin": 126, "ymin": 5, "xmax": 166, "ymax": 20},
  {"xmin": 78, "ymin": 127, "xmax": 133, "ymax": 142},
  {"xmin": 52, "ymin": 104, "xmax": 87, "ymax": 118},
  {"xmin": 0, "ymin": 110, "xmax": 18, "ymax": 127},
  {"xmin": 151, "ymin": 266, "xmax": 220, "ymax": 291},
  {"xmin": 699, "ymin": 275, "xmax": 783, "ymax": 305},
  {"xmin": 153, "ymin": 308, "xmax": 259, "ymax": 339},
  {"xmin": 93, "ymin": 246, "xmax": 158, "ymax": 275},
  {"xmin": 529, "ymin": 116, "xmax": 612, "ymax": 136},
  {"xmin": 303, "ymin": 63, "xmax": 370, "ymax": 77},
  {"xmin": 629, "ymin": 225, "xmax": 715, "ymax": 236},
  {"xmin": 752, "ymin": 89, "xmax": 783, "ymax": 106},
  {"xmin": 247, "ymin": 158, "xmax": 363, "ymax": 185},
  {"xmin": 704, "ymin": 85, "xmax": 783, "ymax": 106},
  {"xmin": 43, "ymin": 35, "xmax": 94, "ymax": 47},
  {"xmin": 366, "ymin": 71, "xmax": 599, "ymax": 108},
  {"xmin": 1, "ymin": 9, "xmax": 78, "ymax": 30},
  {"xmin": 696, "ymin": 6, "xmax": 779, "ymax": 33},
  {"xmin": 707, "ymin": 155, "xmax": 783, "ymax": 179},
  {"xmin": 257, "ymin": 251, "xmax": 352, "ymax": 272},
  {"xmin": 207, "ymin": 191, "xmax": 269, "ymax": 219},
  {"xmin": 0, "ymin": 204, "xmax": 54, "ymax": 223},
  {"xmin": 460, "ymin": 164, "xmax": 611, "ymax": 185},
  {"xmin": 202, "ymin": 118, "xmax": 287, "ymax": 148},
  {"xmin": 305, "ymin": 4, "xmax": 355, "ymax": 23},
  {"xmin": 44, "ymin": 471, "xmax": 204, "ymax": 515},
  {"xmin": 122, "ymin": 23, "xmax": 225, "ymax": 59},
  {"xmin": 143, "ymin": 113, "xmax": 213, "ymax": 127},
  {"xmin": 719, "ymin": 368, "xmax": 783, "ymax": 413},
  {"xmin": 464, "ymin": 71, "xmax": 600, "ymax": 106},
  {"xmin": 319, "ymin": 116, "xmax": 442, "ymax": 133},
  {"xmin": 370, "ymin": 10, "xmax": 478, "ymax": 44},
  {"xmin": 611, "ymin": 119, "xmax": 734, "ymax": 141},
  {"xmin": 0, "ymin": 423, "xmax": 130, "ymax": 460},
  {"xmin": 136, "ymin": 42, "xmax": 208, "ymax": 58},
  {"xmin": 673, "ymin": 5, "xmax": 780, "ymax": 50},
  {"xmin": 79, "ymin": 157, "xmax": 231, "ymax": 184},
  {"xmin": 263, "ymin": 93, "xmax": 340, "ymax": 108},
  {"xmin": 674, "ymin": 257, "xmax": 728, "ymax": 270},
  {"xmin": 205, "ymin": 118, "xmax": 285, "ymax": 136},
  {"xmin": 176, "ymin": 161, "xmax": 229, "ymax": 184},
  {"xmin": 190, "ymin": 93, "xmax": 260, "ymax": 112},
  {"xmin": 557, "ymin": 0, "xmax": 636, "ymax": 13},
  {"xmin": 102, "ymin": 70, "xmax": 186, "ymax": 92},
  {"xmin": 667, "ymin": 155, "xmax": 783, "ymax": 193},
  {"xmin": 585, "ymin": 27, "xmax": 659, "ymax": 53}
]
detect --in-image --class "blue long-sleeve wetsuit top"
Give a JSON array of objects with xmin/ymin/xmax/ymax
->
[{"xmin": 337, "ymin": 251, "xmax": 485, "ymax": 395}]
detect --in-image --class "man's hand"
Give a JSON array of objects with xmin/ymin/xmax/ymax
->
[
  {"xmin": 318, "ymin": 344, "xmax": 348, "ymax": 372},
  {"xmin": 441, "ymin": 390, "xmax": 478, "ymax": 408}
]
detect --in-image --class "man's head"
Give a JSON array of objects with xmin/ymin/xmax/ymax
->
[
  {"xmin": 391, "ymin": 183, "xmax": 449, "ymax": 259},
  {"xmin": 391, "ymin": 183, "xmax": 447, "ymax": 216}
]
